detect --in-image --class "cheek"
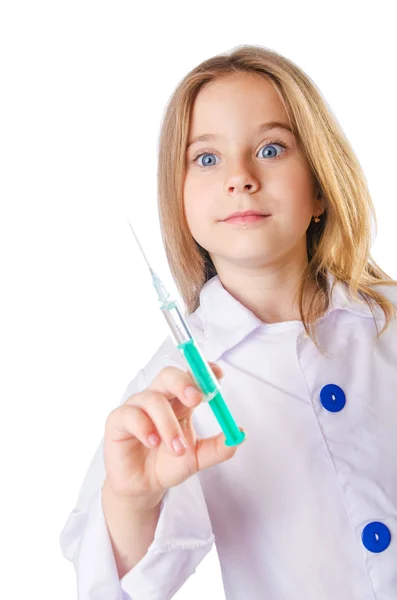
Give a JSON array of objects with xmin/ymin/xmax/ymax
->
[
  {"xmin": 281, "ymin": 203, "xmax": 313, "ymax": 235},
  {"xmin": 184, "ymin": 204, "xmax": 219, "ymax": 255},
  {"xmin": 183, "ymin": 190, "xmax": 207, "ymax": 244},
  {"xmin": 278, "ymin": 176, "xmax": 316, "ymax": 222},
  {"xmin": 184, "ymin": 179, "xmax": 213, "ymax": 226},
  {"xmin": 184, "ymin": 203, "xmax": 197, "ymax": 240},
  {"xmin": 184, "ymin": 200, "xmax": 212, "ymax": 243}
]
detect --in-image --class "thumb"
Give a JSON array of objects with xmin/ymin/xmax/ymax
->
[{"xmin": 195, "ymin": 427, "xmax": 246, "ymax": 472}]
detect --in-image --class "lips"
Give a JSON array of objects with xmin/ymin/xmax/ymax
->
[
  {"xmin": 224, "ymin": 214, "xmax": 269, "ymax": 224},
  {"xmin": 222, "ymin": 210, "xmax": 269, "ymax": 221}
]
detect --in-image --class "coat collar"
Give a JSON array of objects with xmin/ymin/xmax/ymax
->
[{"xmin": 189, "ymin": 271, "xmax": 390, "ymax": 363}]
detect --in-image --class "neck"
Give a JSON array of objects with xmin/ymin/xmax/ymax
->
[{"xmin": 215, "ymin": 262, "xmax": 320, "ymax": 325}]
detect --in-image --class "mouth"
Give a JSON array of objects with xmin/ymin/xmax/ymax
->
[{"xmin": 221, "ymin": 214, "xmax": 271, "ymax": 225}]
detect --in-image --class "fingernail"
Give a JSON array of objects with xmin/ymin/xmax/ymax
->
[
  {"xmin": 148, "ymin": 434, "xmax": 160, "ymax": 447},
  {"xmin": 184, "ymin": 385, "xmax": 200, "ymax": 400},
  {"xmin": 172, "ymin": 436, "xmax": 187, "ymax": 453}
]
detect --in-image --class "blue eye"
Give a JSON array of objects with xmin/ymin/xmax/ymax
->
[
  {"xmin": 259, "ymin": 143, "xmax": 285, "ymax": 159},
  {"xmin": 192, "ymin": 140, "xmax": 287, "ymax": 168}
]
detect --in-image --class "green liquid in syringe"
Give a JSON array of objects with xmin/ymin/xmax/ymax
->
[{"xmin": 177, "ymin": 338, "xmax": 246, "ymax": 447}]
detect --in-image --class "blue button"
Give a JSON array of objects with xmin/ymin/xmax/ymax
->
[
  {"xmin": 362, "ymin": 522, "xmax": 391, "ymax": 553},
  {"xmin": 320, "ymin": 384, "xmax": 346, "ymax": 412}
]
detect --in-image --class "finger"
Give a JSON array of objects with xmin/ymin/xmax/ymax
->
[
  {"xmin": 195, "ymin": 427, "xmax": 247, "ymax": 471},
  {"xmin": 208, "ymin": 362, "xmax": 224, "ymax": 380},
  {"xmin": 147, "ymin": 365, "xmax": 204, "ymax": 408},
  {"xmin": 105, "ymin": 404, "xmax": 161, "ymax": 449},
  {"xmin": 168, "ymin": 361, "xmax": 223, "ymax": 425},
  {"xmin": 132, "ymin": 389, "xmax": 191, "ymax": 455}
]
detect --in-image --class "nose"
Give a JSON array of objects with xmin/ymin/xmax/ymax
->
[
  {"xmin": 227, "ymin": 178, "xmax": 259, "ymax": 194},
  {"xmin": 226, "ymin": 167, "xmax": 260, "ymax": 194}
]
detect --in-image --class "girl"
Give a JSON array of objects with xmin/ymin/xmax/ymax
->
[{"xmin": 60, "ymin": 45, "xmax": 397, "ymax": 599}]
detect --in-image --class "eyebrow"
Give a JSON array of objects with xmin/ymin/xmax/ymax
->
[{"xmin": 186, "ymin": 121, "xmax": 295, "ymax": 149}]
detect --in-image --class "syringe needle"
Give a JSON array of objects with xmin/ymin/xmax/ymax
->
[
  {"xmin": 127, "ymin": 219, "xmax": 170, "ymax": 304},
  {"xmin": 127, "ymin": 219, "xmax": 153, "ymax": 274}
]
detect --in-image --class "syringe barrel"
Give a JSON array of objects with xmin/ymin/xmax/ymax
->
[
  {"xmin": 160, "ymin": 301, "xmax": 192, "ymax": 346},
  {"xmin": 160, "ymin": 301, "xmax": 246, "ymax": 447},
  {"xmin": 160, "ymin": 301, "xmax": 220, "ymax": 398},
  {"xmin": 178, "ymin": 336, "xmax": 245, "ymax": 447}
]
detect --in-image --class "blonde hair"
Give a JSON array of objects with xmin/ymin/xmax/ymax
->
[{"xmin": 157, "ymin": 44, "xmax": 397, "ymax": 352}]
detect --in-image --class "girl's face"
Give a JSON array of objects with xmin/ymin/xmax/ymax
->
[{"xmin": 183, "ymin": 73, "xmax": 324, "ymax": 275}]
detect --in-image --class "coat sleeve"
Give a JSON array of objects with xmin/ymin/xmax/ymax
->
[{"xmin": 59, "ymin": 363, "xmax": 215, "ymax": 600}]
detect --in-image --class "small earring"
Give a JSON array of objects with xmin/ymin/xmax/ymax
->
[{"xmin": 313, "ymin": 215, "xmax": 321, "ymax": 223}]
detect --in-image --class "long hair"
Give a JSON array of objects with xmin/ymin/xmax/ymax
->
[{"xmin": 156, "ymin": 44, "xmax": 397, "ymax": 351}]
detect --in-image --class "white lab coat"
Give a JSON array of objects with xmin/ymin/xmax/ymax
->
[{"xmin": 60, "ymin": 272, "xmax": 397, "ymax": 599}]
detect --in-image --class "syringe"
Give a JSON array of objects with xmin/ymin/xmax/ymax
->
[{"xmin": 127, "ymin": 220, "xmax": 246, "ymax": 447}]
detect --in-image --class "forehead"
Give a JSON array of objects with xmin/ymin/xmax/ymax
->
[{"xmin": 188, "ymin": 74, "xmax": 290, "ymax": 140}]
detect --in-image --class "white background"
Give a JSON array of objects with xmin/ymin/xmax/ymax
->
[{"xmin": 1, "ymin": 1, "xmax": 396, "ymax": 598}]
